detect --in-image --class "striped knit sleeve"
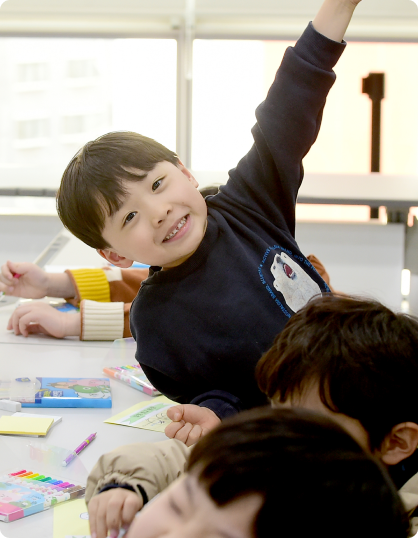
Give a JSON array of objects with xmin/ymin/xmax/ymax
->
[
  {"xmin": 80, "ymin": 300, "xmax": 124, "ymax": 341},
  {"xmin": 66, "ymin": 268, "xmax": 111, "ymax": 304}
]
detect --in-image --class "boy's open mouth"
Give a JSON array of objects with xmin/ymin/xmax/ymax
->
[{"xmin": 163, "ymin": 215, "xmax": 188, "ymax": 242}]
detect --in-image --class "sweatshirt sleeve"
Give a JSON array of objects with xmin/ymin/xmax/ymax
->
[
  {"xmin": 191, "ymin": 390, "xmax": 245, "ymax": 419},
  {"xmin": 85, "ymin": 439, "xmax": 190, "ymax": 505}
]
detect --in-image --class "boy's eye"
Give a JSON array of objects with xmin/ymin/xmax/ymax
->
[
  {"xmin": 124, "ymin": 212, "xmax": 137, "ymax": 225},
  {"xmin": 152, "ymin": 179, "xmax": 163, "ymax": 192}
]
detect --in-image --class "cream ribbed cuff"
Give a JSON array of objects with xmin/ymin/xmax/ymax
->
[{"xmin": 81, "ymin": 300, "xmax": 124, "ymax": 341}]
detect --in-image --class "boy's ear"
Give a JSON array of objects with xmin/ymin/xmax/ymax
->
[
  {"xmin": 377, "ymin": 422, "xmax": 418, "ymax": 466},
  {"xmin": 96, "ymin": 249, "xmax": 134, "ymax": 268},
  {"xmin": 177, "ymin": 159, "xmax": 199, "ymax": 188}
]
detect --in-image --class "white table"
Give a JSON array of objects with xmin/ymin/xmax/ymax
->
[{"xmin": 0, "ymin": 304, "xmax": 166, "ymax": 538}]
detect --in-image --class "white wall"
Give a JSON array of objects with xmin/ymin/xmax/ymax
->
[{"xmin": 296, "ymin": 221, "xmax": 405, "ymax": 311}]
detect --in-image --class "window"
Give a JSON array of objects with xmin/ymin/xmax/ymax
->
[
  {"xmin": 0, "ymin": 37, "xmax": 177, "ymax": 187},
  {"xmin": 192, "ymin": 39, "xmax": 418, "ymax": 176},
  {"xmin": 67, "ymin": 59, "xmax": 99, "ymax": 79},
  {"xmin": 191, "ymin": 39, "xmax": 418, "ymax": 222},
  {"xmin": 17, "ymin": 63, "xmax": 49, "ymax": 83},
  {"xmin": 14, "ymin": 118, "xmax": 50, "ymax": 149}
]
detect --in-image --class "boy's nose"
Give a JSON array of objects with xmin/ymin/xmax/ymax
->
[{"xmin": 151, "ymin": 204, "xmax": 172, "ymax": 227}]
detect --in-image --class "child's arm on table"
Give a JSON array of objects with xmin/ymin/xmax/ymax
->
[
  {"xmin": 7, "ymin": 301, "xmax": 80, "ymax": 338},
  {"xmin": 87, "ymin": 439, "xmax": 190, "ymax": 538},
  {"xmin": 5, "ymin": 266, "xmax": 148, "ymax": 340},
  {"xmin": 6, "ymin": 299, "xmax": 127, "ymax": 340}
]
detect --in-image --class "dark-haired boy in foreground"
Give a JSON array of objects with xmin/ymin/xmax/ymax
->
[{"xmin": 89, "ymin": 407, "xmax": 408, "ymax": 538}]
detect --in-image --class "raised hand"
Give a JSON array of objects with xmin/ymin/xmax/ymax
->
[
  {"xmin": 88, "ymin": 488, "xmax": 143, "ymax": 538},
  {"xmin": 313, "ymin": 0, "xmax": 362, "ymax": 43},
  {"xmin": 7, "ymin": 302, "xmax": 81, "ymax": 338},
  {"xmin": 165, "ymin": 404, "xmax": 221, "ymax": 447}
]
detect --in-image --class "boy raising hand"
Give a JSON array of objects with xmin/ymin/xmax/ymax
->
[{"xmin": 57, "ymin": 0, "xmax": 362, "ymax": 432}]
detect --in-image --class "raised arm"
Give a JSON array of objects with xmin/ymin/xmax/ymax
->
[{"xmin": 313, "ymin": 0, "xmax": 362, "ymax": 42}]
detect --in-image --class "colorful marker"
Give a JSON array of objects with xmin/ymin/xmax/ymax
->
[{"xmin": 62, "ymin": 432, "xmax": 97, "ymax": 466}]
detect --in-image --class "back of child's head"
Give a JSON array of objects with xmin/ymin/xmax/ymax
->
[
  {"xmin": 256, "ymin": 294, "xmax": 418, "ymax": 450},
  {"xmin": 188, "ymin": 406, "xmax": 408, "ymax": 538},
  {"xmin": 56, "ymin": 131, "xmax": 179, "ymax": 250}
]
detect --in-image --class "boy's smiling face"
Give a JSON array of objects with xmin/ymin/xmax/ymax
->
[{"xmin": 99, "ymin": 161, "xmax": 208, "ymax": 269}]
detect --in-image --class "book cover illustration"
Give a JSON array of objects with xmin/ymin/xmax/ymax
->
[{"xmin": 19, "ymin": 377, "xmax": 112, "ymax": 408}]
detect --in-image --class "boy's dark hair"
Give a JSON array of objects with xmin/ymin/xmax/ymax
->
[
  {"xmin": 256, "ymin": 294, "xmax": 418, "ymax": 450},
  {"xmin": 56, "ymin": 131, "xmax": 179, "ymax": 250},
  {"xmin": 188, "ymin": 406, "xmax": 408, "ymax": 538}
]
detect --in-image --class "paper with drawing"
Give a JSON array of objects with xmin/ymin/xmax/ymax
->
[{"xmin": 104, "ymin": 395, "xmax": 176, "ymax": 432}]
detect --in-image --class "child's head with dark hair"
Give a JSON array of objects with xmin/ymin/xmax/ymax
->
[
  {"xmin": 125, "ymin": 407, "xmax": 408, "ymax": 538},
  {"xmin": 256, "ymin": 294, "xmax": 418, "ymax": 465},
  {"xmin": 57, "ymin": 131, "xmax": 208, "ymax": 270},
  {"xmin": 57, "ymin": 132, "xmax": 179, "ymax": 249}
]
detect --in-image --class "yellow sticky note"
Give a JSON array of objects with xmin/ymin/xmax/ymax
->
[
  {"xmin": 0, "ymin": 415, "xmax": 54, "ymax": 436},
  {"xmin": 105, "ymin": 395, "xmax": 176, "ymax": 432},
  {"xmin": 53, "ymin": 498, "xmax": 90, "ymax": 538}
]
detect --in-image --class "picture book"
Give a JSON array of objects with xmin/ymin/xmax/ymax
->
[
  {"xmin": 0, "ymin": 469, "xmax": 85, "ymax": 522},
  {"xmin": 19, "ymin": 378, "xmax": 112, "ymax": 408},
  {"xmin": 104, "ymin": 395, "xmax": 176, "ymax": 433},
  {"xmin": 103, "ymin": 365, "xmax": 160, "ymax": 397},
  {"xmin": 0, "ymin": 416, "xmax": 54, "ymax": 437}
]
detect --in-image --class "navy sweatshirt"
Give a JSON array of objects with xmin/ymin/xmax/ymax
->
[{"xmin": 130, "ymin": 23, "xmax": 346, "ymax": 418}]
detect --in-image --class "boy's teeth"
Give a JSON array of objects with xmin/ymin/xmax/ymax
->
[{"xmin": 164, "ymin": 216, "xmax": 187, "ymax": 241}]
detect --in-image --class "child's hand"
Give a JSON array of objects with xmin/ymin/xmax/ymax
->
[
  {"xmin": 165, "ymin": 404, "xmax": 221, "ymax": 446},
  {"xmin": 88, "ymin": 488, "xmax": 143, "ymax": 538},
  {"xmin": 0, "ymin": 261, "xmax": 76, "ymax": 299},
  {"xmin": 7, "ymin": 302, "xmax": 80, "ymax": 338},
  {"xmin": 0, "ymin": 261, "xmax": 50, "ymax": 298}
]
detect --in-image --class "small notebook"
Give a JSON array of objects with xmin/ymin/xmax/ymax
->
[
  {"xmin": 0, "ymin": 416, "xmax": 54, "ymax": 436},
  {"xmin": 12, "ymin": 413, "xmax": 62, "ymax": 430}
]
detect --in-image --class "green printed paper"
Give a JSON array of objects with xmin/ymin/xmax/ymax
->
[{"xmin": 104, "ymin": 395, "xmax": 176, "ymax": 432}]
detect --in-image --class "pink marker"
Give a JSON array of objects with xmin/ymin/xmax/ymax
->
[
  {"xmin": 10, "ymin": 470, "xmax": 26, "ymax": 476},
  {"xmin": 13, "ymin": 273, "xmax": 21, "ymax": 279}
]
